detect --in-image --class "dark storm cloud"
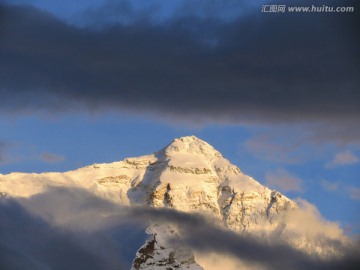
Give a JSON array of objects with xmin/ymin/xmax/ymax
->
[
  {"xmin": 0, "ymin": 0, "xmax": 359, "ymax": 124},
  {"xmin": 82, "ymin": 0, "xmax": 254, "ymax": 26},
  {"xmin": 4, "ymin": 188, "xmax": 359, "ymax": 270}
]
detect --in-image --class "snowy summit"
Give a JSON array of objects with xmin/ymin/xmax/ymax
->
[{"xmin": 0, "ymin": 136, "xmax": 350, "ymax": 269}]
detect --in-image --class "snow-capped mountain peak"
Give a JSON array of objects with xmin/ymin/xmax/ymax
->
[
  {"xmin": 162, "ymin": 136, "xmax": 222, "ymax": 159},
  {"xmin": 0, "ymin": 136, "xmax": 347, "ymax": 269},
  {"xmin": 0, "ymin": 136, "xmax": 294, "ymax": 228}
]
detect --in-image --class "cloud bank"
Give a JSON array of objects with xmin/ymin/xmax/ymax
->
[
  {"xmin": 0, "ymin": 0, "xmax": 359, "ymax": 127},
  {"xmin": 1, "ymin": 188, "xmax": 359, "ymax": 270}
]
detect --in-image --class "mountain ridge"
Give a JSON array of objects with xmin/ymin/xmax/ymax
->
[{"xmin": 0, "ymin": 136, "xmax": 348, "ymax": 269}]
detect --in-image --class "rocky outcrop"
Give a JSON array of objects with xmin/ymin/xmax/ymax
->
[{"xmin": 132, "ymin": 225, "xmax": 203, "ymax": 270}]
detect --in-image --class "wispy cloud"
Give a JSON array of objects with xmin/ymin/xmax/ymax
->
[
  {"xmin": 348, "ymin": 187, "xmax": 360, "ymax": 201},
  {"xmin": 325, "ymin": 151, "xmax": 360, "ymax": 168},
  {"xmin": 0, "ymin": 141, "xmax": 8, "ymax": 164},
  {"xmin": 244, "ymin": 128, "xmax": 315, "ymax": 163},
  {"xmin": 319, "ymin": 180, "xmax": 360, "ymax": 202},
  {"xmin": 265, "ymin": 169, "xmax": 303, "ymax": 192},
  {"xmin": 245, "ymin": 134, "xmax": 298, "ymax": 163},
  {"xmin": 320, "ymin": 179, "xmax": 339, "ymax": 192},
  {"xmin": 0, "ymin": 141, "xmax": 17, "ymax": 165},
  {"xmin": 1, "ymin": 144, "xmax": 65, "ymax": 166},
  {"xmin": 40, "ymin": 152, "xmax": 65, "ymax": 163}
]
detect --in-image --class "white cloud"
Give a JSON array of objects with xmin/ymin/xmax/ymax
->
[
  {"xmin": 195, "ymin": 252, "xmax": 264, "ymax": 270},
  {"xmin": 325, "ymin": 151, "xmax": 359, "ymax": 168},
  {"xmin": 265, "ymin": 169, "xmax": 303, "ymax": 192},
  {"xmin": 320, "ymin": 179, "xmax": 339, "ymax": 192},
  {"xmin": 278, "ymin": 198, "xmax": 347, "ymax": 242}
]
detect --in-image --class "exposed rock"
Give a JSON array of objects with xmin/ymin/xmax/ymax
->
[
  {"xmin": 96, "ymin": 175, "xmax": 130, "ymax": 185},
  {"xmin": 131, "ymin": 225, "xmax": 203, "ymax": 270}
]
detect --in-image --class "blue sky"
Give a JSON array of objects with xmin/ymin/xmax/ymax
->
[{"xmin": 0, "ymin": 0, "xmax": 359, "ymax": 235}]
